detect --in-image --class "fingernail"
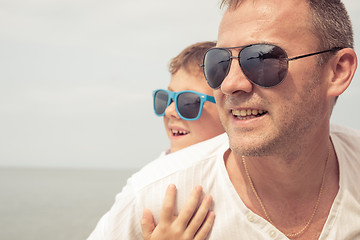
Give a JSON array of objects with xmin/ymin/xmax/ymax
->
[
  {"xmin": 205, "ymin": 194, "xmax": 213, "ymax": 202},
  {"xmin": 209, "ymin": 211, "xmax": 215, "ymax": 219},
  {"xmin": 168, "ymin": 184, "xmax": 176, "ymax": 190}
]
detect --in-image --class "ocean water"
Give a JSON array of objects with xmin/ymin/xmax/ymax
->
[{"xmin": 0, "ymin": 167, "xmax": 137, "ymax": 240}]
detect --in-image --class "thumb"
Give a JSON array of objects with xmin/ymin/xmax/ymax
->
[{"xmin": 141, "ymin": 208, "xmax": 156, "ymax": 240}]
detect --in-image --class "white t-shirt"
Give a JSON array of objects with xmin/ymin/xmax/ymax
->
[{"xmin": 88, "ymin": 125, "xmax": 360, "ymax": 240}]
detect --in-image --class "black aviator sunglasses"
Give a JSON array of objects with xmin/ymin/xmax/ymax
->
[{"xmin": 201, "ymin": 43, "xmax": 342, "ymax": 89}]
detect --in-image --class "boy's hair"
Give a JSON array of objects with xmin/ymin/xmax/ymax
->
[{"xmin": 169, "ymin": 41, "xmax": 216, "ymax": 75}]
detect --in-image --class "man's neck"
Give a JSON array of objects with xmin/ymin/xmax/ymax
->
[{"xmin": 224, "ymin": 137, "xmax": 340, "ymax": 239}]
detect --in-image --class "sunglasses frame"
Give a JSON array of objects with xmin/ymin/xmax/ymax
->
[
  {"xmin": 202, "ymin": 43, "xmax": 343, "ymax": 89},
  {"xmin": 153, "ymin": 89, "xmax": 216, "ymax": 121}
]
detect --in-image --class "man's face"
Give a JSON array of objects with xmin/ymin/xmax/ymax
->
[{"xmin": 214, "ymin": 0, "xmax": 331, "ymax": 157}]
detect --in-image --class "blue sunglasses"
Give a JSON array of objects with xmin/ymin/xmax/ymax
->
[{"xmin": 153, "ymin": 89, "xmax": 216, "ymax": 121}]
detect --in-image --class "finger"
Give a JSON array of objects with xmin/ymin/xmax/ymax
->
[
  {"xmin": 159, "ymin": 184, "xmax": 177, "ymax": 222},
  {"xmin": 175, "ymin": 185, "xmax": 203, "ymax": 227},
  {"xmin": 186, "ymin": 194, "xmax": 213, "ymax": 236},
  {"xmin": 193, "ymin": 211, "xmax": 215, "ymax": 240},
  {"xmin": 141, "ymin": 208, "xmax": 156, "ymax": 240}
]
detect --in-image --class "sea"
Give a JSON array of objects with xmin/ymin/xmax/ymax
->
[{"xmin": 0, "ymin": 167, "xmax": 137, "ymax": 240}]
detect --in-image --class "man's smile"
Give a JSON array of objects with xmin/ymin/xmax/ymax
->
[{"xmin": 231, "ymin": 109, "xmax": 268, "ymax": 120}]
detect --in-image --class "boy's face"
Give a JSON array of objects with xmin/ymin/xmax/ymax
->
[{"xmin": 164, "ymin": 68, "xmax": 224, "ymax": 153}]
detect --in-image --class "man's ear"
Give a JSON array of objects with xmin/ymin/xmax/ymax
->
[{"xmin": 327, "ymin": 48, "xmax": 357, "ymax": 98}]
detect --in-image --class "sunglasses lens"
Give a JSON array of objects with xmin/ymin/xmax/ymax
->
[
  {"xmin": 177, "ymin": 92, "xmax": 201, "ymax": 119},
  {"xmin": 203, "ymin": 48, "xmax": 231, "ymax": 89},
  {"xmin": 240, "ymin": 44, "xmax": 288, "ymax": 87},
  {"xmin": 154, "ymin": 90, "xmax": 169, "ymax": 115}
]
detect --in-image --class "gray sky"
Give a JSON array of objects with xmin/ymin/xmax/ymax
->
[{"xmin": 0, "ymin": 0, "xmax": 359, "ymax": 170}]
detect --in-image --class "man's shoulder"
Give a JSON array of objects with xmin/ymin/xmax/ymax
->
[
  {"xmin": 330, "ymin": 124, "xmax": 360, "ymax": 147},
  {"xmin": 126, "ymin": 133, "xmax": 229, "ymax": 192},
  {"xmin": 330, "ymin": 124, "xmax": 360, "ymax": 175}
]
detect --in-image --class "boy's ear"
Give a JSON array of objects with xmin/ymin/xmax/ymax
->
[{"xmin": 327, "ymin": 48, "xmax": 357, "ymax": 98}]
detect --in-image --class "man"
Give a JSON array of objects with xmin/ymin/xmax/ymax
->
[
  {"xmin": 89, "ymin": 1, "xmax": 359, "ymax": 239},
  {"xmin": 202, "ymin": 0, "xmax": 358, "ymax": 239}
]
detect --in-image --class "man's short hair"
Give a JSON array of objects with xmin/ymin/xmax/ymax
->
[{"xmin": 220, "ymin": 0, "xmax": 353, "ymax": 64}]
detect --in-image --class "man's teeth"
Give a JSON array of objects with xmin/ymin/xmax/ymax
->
[
  {"xmin": 232, "ymin": 109, "xmax": 266, "ymax": 119},
  {"xmin": 171, "ymin": 129, "xmax": 190, "ymax": 136}
]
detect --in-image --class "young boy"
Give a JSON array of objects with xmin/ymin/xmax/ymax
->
[
  {"xmin": 153, "ymin": 41, "xmax": 224, "ymax": 154},
  {"xmin": 141, "ymin": 41, "xmax": 225, "ymax": 240},
  {"xmin": 88, "ymin": 42, "xmax": 225, "ymax": 240}
]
